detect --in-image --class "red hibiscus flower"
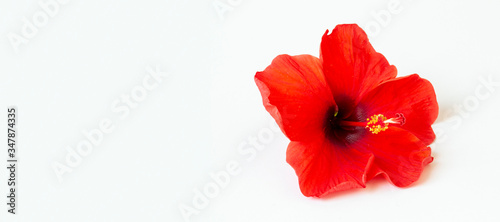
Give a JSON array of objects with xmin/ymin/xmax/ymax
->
[{"xmin": 254, "ymin": 24, "xmax": 438, "ymax": 197}]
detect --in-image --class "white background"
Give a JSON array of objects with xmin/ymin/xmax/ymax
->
[{"xmin": 1, "ymin": 0, "xmax": 500, "ymax": 221}]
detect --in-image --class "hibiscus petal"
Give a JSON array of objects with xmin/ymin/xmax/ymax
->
[
  {"xmin": 255, "ymin": 54, "xmax": 335, "ymax": 141},
  {"xmin": 358, "ymin": 127, "xmax": 433, "ymax": 187},
  {"xmin": 320, "ymin": 24, "xmax": 397, "ymax": 116},
  {"xmin": 358, "ymin": 74, "xmax": 439, "ymax": 145},
  {"xmin": 286, "ymin": 133, "xmax": 374, "ymax": 197}
]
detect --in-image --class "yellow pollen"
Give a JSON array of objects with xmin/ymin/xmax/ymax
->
[
  {"xmin": 365, "ymin": 114, "xmax": 389, "ymax": 134},
  {"xmin": 365, "ymin": 113, "xmax": 406, "ymax": 134}
]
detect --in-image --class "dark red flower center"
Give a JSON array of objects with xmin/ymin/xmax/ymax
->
[{"xmin": 323, "ymin": 96, "xmax": 366, "ymax": 148}]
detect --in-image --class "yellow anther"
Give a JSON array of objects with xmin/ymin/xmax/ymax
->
[{"xmin": 365, "ymin": 114, "xmax": 389, "ymax": 134}]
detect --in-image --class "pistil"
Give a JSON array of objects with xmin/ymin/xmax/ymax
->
[{"xmin": 338, "ymin": 113, "xmax": 406, "ymax": 134}]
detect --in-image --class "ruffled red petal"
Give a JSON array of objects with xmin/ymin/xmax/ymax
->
[
  {"xmin": 320, "ymin": 24, "xmax": 397, "ymax": 115},
  {"xmin": 359, "ymin": 74, "xmax": 439, "ymax": 145},
  {"xmin": 357, "ymin": 127, "xmax": 433, "ymax": 187},
  {"xmin": 255, "ymin": 54, "xmax": 335, "ymax": 141},
  {"xmin": 286, "ymin": 133, "xmax": 374, "ymax": 197}
]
